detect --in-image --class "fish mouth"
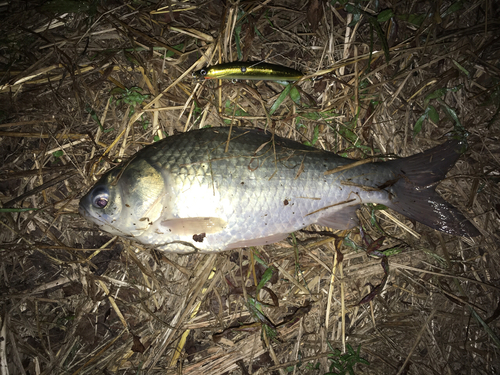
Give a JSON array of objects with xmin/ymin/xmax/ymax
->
[
  {"xmin": 78, "ymin": 203, "xmax": 106, "ymax": 227},
  {"xmin": 78, "ymin": 202, "xmax": 90, "ymax": 219},
  {"xmin": 78, "ymin": 204, "xmax": 85, "ymax": 217},
  {"xmin": 78, "ymin": 200, "xmax": 125, "ymax": 237},
  {"xmin": 78, "ymin": 202, "xmax": 105, "ymax": 227}
]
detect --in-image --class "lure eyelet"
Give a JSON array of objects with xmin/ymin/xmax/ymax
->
[
  {"xmin": 200, "ymin": 69, "xmax": 207, "ymax": 76},
  {"xmin": 240, "ymin": 66, "xmax": 247, "ymax": 73}
]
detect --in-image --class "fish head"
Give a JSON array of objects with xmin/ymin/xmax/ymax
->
[
  {"xmin": 79, "ymin": 169, "xmax": 125, "ymax": 236},
  {"xmin": 79, "ymin": 159, "xmax": 166, "ymax": 238}
]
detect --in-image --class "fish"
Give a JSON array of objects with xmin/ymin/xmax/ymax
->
[
  {"xmin": 192, "ymin": 62, "xmax": 303, "ymax": 81},
  {"xmin": 79, "ymin": 127, "xmax": 479, "ymax": 253}
]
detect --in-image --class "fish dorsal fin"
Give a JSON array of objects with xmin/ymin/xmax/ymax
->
[
  {"xmin": 316, "ymin": 205, "xmax": 359, "ymax": 230},
  {"xmin": 160, "ymin": 217, "xmax": 227, "ymax": 236}
]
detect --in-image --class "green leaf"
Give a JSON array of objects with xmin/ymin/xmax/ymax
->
[
  {"xmin": 52, "ymin": 150, "xmax": 64, "ymax": 158},
  {"xmin": 225, "ymin": 100, "xmax": 250, "ymax": 117},
  {"xmin": 342, "ymin": 237, "xmax": 360, "ymax": 250},
  {"xmin": 428, "ymin": 105, "xmax": 439, "ymax": 123},
  {"xmin": 382, "ymin": 246, "xmax": 403, "ymax": 256},
  {"xmin": 469, "ymin": 305, "xmax": 500, "ymax": 348},
  {"xmin": 396, "ymin": 13, "xmax": 426, "ymax": 27},
  {"xmin": 252, "ymin": 253, "xmax": 268, "ymax": 266},
  {"xmin": 256, "ymin": 267, "xmax": 275, "ymax": 294},
  {"xmin": 339, "ymin": 125, "xmax": 358, "ymax": 144},
  {"xmin": 263, "ymin": 322, "xmax": 277, "ymax": 340},
  {"xmin": 299, "ymin": 112, "xmax": 320, "ymax": 121},
  {"xmin": 84, "ymin": 104, "xmax": 103, "ymax": 130},
  {"xmin": 377, "ymin": 9, "xmax": 394, "ymax": 23},
  {"xmin": 299, "ymin": 108, "xmax": 338, "ymax": 121},
  {"xmin": 263, "ymin": 9, "xmax": 274, "ymax": 27},
  {"xmin": 367, "ymin": 16, "xmax": 390, "ymax": 63},
  {"xmin": 40, "ymin": 0, "xmax": 90, "ymax": 14},
  {"xmin": 413, "ymin": 112, "xmax": 426, "ymax": 135},
  {"xmin": 290, "ymin": 86, "xmax": 301, "ymax": 105},
  {"xmin": 234, "ymin": 23, "xmax": 243, "ymax": 61},
  {"xmin": 304, "ymin": 125, "xmax": 320, "ymax": 146},
  {"xmin": 441, "ymin": 0, "xmax": 465, "ymax": 18},
  {"xmin": 109, "ymin": 87, "xmax": 125, "ymax": 96},
  {"xmin": 247, "ymin": 297, "xmax": 275, "ymax": 330},
  {"xmin": 0, "ymin": 207, "xmax": 40, "ymax": 212},
  {"xmin": 438, "ymin": 100, "xmax": 467, "ymax": 140},
  {"xmin": 111, "ymin": 87, "xmax": 149, "ymax": 116},
  {"xmin": 124, "ymin": 51, "xmax": 140, "ymax": 66},
  {"xmin": 424, "ymin": 88, "xmax": 447, "ymax": 107},
  {"xmin": 330, "ymin": 361, "xmax": 344, "ymax": 372},
  {"xmin": 193, "ymin": 101, "xmax": 202, "ymax": 117},
  {"xmin": 424, "ymin": 86, "xmax": 462, "ymax": 107},
  {"xmin": 346, "ymin": 343, "xmax": 355, "ymax": 354},
  {"xmin": 165, "ymin": 43, "xmax": 184, "ymax": 58},
  {"xmin": 312, "ymin": 125, "xmax": 320, "ymax": 144},
  {"xmin": 440, "ymin": 102, "xmax": 461, "ymax": 126},
  {"xmin": 345, "ymin": 4, "xmax": 363, "ymax": 26},
  {"xmin": 153, "ymin": 135, "xmax": 160, "ymax": 142},
  {"xmin": 369, "ymin": 208, "xmax": 383, "ymax": 231},
  {"xmin": 269, "ymin": 85, "xmax": 292, "ymax": 115},
  {"xmin": 408, "ymin": 13, "xmax": 425, "ymax": 26},
  {"xmin": 452, "ymin": 59, "xmax": 470, "ymax": 77},
  {"xmin": 344, "ymin": 4, "xmax": 359, "ymax": 13},
  {"xmin": 254, "ymin": 25, "xmax": 264, "ymax": 40},
  {"xmin": 348, "ymin": 12, "xmax": 362, "ymax": 27}
]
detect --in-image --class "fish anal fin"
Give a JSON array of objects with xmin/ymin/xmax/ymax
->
[
  {"xmin": 316, "ymin": 205, "xmax": 360, "ymax": 230},
  {"xmin": 160, "ymin": 217, "xmax": 227, "ymax": 236},
  {"xmin": 226, "ymin": 233, "xmax": 289, "ymax": 250}
]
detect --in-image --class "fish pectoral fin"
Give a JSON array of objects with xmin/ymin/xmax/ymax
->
[
  {"xmin": 160, "ymin": 217, "xmax": 227, "ymax": 236},
  {"xmin": 157, "ymin": 241, "xmax": 201, "ymax": 254},
  {"xmin": 226, "ymin": 233, "xmax": 289, "ymax": 250},
  {"xmin": 316, "ymin": 205, "xmax": 359, "ymax": 230}
]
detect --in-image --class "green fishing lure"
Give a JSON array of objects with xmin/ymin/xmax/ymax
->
[{"xmin": 193, "ymin": 62, "xmax": 303, "ymax": 81}]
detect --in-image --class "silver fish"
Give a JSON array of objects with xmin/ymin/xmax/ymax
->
[{"xmin": 79, "ymin": 127, "xmax": 479, "ymax": 253}]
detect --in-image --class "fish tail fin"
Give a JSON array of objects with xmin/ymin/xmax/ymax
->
[{"xmin": 384, "ymin": 141, "xmax": 480, "ymax": 237}]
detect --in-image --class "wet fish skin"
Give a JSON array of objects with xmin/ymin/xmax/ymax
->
[{"xmin": 79, "ymin": 127, "xmax": 479, "ymax": 253}]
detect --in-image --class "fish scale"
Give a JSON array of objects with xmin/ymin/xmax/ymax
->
[{"xmin": 79, "ymin": 127, "xmax": 479, "ymax": 253}]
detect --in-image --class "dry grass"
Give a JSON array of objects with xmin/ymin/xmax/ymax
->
[{"xmin": 1, "ymin": 0, "xmax": 499, "ymax": 374}]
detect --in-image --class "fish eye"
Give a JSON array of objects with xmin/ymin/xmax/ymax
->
[
  {"xmin": 92, "ymin": 188, "xmax": 109, "ymax": 209},
  {"xmin": 241, "ymin": 66, "xmax": 247, "ymax": 73}
]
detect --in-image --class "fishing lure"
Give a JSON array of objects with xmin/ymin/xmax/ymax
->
[{"xmin": 192, "ymin": 62, "xmax": 303, "ymax": 81}]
